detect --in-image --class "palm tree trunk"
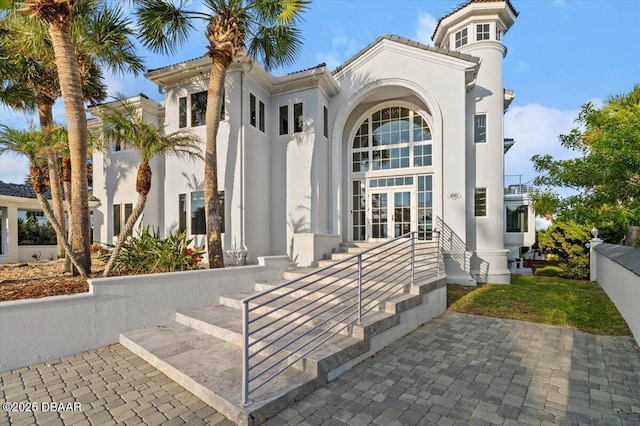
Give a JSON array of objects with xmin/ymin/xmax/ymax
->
[
  {"xmin": 48, "ymin": 19, "xmax": 91, "ymax": 276},
  {"xmin": 33, "ymin": 186, "xmax": 88, "ymax": 277},
  {"xmin": 205, "ymin": 56, "xmax": 229, "ymax": 268},
  {"xmin": 63, "ymin": 178, "xmax": 73, "ymax": 273},
  {"xmin": 103, "ymin": 192, "xmax": 147, "ymax": 277},
  {"xmin": 38, "ymin": 100, "xmax": 66, "ymax": 259}
]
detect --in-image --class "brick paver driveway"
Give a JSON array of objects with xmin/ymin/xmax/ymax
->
[{"xmin": 2, "ymin": 312, "xmax": 639, "ymax": 425}]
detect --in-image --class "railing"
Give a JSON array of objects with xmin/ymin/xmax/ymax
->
[
  {"xmin": 504, "ymin": 175, "xmax": 535, "ymax": 195},
  {"xmin": 241, "ymin": 231, "xmax": 442, "ymax": 404}
]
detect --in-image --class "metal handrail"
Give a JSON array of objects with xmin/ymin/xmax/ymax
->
[{"xmin": 241, "ymin": 231, "xmax": 443, "ymax": 405}]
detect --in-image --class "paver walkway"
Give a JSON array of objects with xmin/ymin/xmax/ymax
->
[{"xmin": 2, "ymin": 312, "xmax": 639, "ymax": 425}]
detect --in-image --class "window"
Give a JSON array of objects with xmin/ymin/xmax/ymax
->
[
  {"xmin": 352, "ymin": 106, "xmax": 432, "ymax": 173},
  {"xmin": 259, "ymin": 100, "xmax": 265, "ymax": 132},
  {"xmin": 351, "ymin": 180, "xmax": 366, "ymax": 241},
  {"xmin": 249, "ymin": 93, "xmax": 256, "ymax": 127},
  {"xmin": 476, "ymin": 24, "xmax": 490, "ymax": 41},
  {"xmin": 220, "ymin": 89, "xmax": 225, "ymax": 120},
  {"xmin": 179, "ymin": 97, "xmax": 187, "ymax": 128},
  {"xmin": 113, "ymin": 204, "xmax": 121, "ymax": 236},
  {"xmin": 474, "ymin": 188, "xmax": 487, "ymax": 217},
  {"xmin": 474, "ymin": 114, "xmax": 487, "ymax": 143},
  {"xmin": 417, "ymin": 175, "xmax": 433, "ymax": 240},
  {"xmin": 455, "ymin": 28, "xmax": 468, "ymax": 48},
  {"xmin": 279, "ymin": 105, "xmax": 288, "ymax": 135},
  {"xmin": 323, "ymin": 106, "xmax": 328, "ymax": 138},
  {"xmin": 293, "ymin": 102, "xmax": 303, "ymax": 133},
  {"xmin": 191, "ymin": 91, "xmax": 207, "ymax": 127},
  {"xmin": 124, "ymin": 203, "xmax": 133, "ymax": 227},
  {"xmin": 178, "ymin": 194, "xmax": 186, "ymax": 233},
  {"xmin": 190, "ymin": 191, "xmax": 225, "ymax": 235},
  {"xmin": 506, "ymin": 205, "xmax": 529, "ymax": 232},
  {"xmin": 496, "ymin": 29, "xmax": 502, "ymax": 41}
]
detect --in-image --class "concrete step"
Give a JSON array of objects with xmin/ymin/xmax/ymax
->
[{"xmin": 120, "ymin": 322, "xmax": 317, "ymax": 426}]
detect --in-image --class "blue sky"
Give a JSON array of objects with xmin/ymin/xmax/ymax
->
[{"xmin": 1, "ymin": 0, "xmax": 639, "ymax": 185}]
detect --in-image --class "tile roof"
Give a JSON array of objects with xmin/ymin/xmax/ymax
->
[
  {"xmin": 146, "ymin": 55, "xmax": 208, "ymax": 74},
  {"xmin": 0, "ymin": 181, "xmax": 99, "ymax": 202},
  {"xmin": 333, "ymin": 34, "xmax": 480, "ymax": 74},
  {"xmin": 432, "ymin": 0, "xmax": 520, "ymax": 41},
  {"xmin": 286, "ymin": 63, "xmax": 326, "ymax": 76}
]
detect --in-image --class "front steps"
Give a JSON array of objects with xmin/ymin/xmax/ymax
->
[{"xmin": 120, "ymin": 241, "xmax": 446, "ymax": 425}]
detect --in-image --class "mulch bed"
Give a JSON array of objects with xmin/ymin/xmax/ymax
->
[{"xmin": 0, "ymin": 259, "xmax": 103, "ymax": 302}]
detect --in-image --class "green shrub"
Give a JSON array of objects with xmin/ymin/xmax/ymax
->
[
  {"xmin": 533, "ymin": 266, "xmax": 563, "ymax": 277},
  {"xmin": 537, "ymin": 221, "xmax": 590, "ymax": 279},
  {"xmin": 103, "ymin": 226, "xmax": 204, "ymax": 275},
  {"xmin": 18, "ymin": 214, "xmax": 57, "ymax": 245}
]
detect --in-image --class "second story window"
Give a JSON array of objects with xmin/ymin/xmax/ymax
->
[
  {"xmin": 279, "ymin": 105, "xmax": 288, "ymax": 135},
  {"xmin": 293, "ymin": 102, "xmax": 303, "ymax": 133},
  {"xmin": 323, "ymin": 106, "xmax": 328, "ymax": 138},
  {"xmin": 474, "ymin": 188, "xmax": 487, "ymax": 217},
  {"xmin": 474, "ymin": 114, "xmax": 487, "ymax": 143},
  {"xmin": 476, "ymin": 24, "xmax": 490, "ymax": 41},
  {"xmin": 179, "ymin": 97, "xmax": 187, "ymax": 128},
  {"xmin": 250, "ymin": 93, "xmax": 256, "ymax": 127},
  {"xmin": 191, "ymin": 91, "xmax": 207, "ymax": 127},
  {"xmin": 455, "ymin": 28, "xmax": 468, "ymax": 48},
  {"xmin": 259, "ymin": 100, "xmax": 265, "ymax": 132}
]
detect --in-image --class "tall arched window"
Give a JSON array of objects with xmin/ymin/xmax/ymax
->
[{"xmin": 352, "ymin": 106, "xmax": 432, "ymax": 173}]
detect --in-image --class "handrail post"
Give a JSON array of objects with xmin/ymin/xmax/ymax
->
[
  {"xmin": 357, "ymin": 254, "xmax": 362, "ymax": 324},
  {"xmin": 242, "ymin": 300, "xmax": 250, "ymax": 406},
  {"xmin": 410, "ymin": 232, "xmax": 415, "ymax": 286}
]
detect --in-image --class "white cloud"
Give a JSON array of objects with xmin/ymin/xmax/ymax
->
[
  {"xmin": 0, "ymin": 153, "xmax": 30, "ymax": 184},
  {"xmin": 315, "ymin": 25, "xmax": 363, "ymax": 70},
  {"xmin": 504, "ymin": 103, "xmax": 579, "ymax": 184},
  {"xmin": 415, "ymin": 11, "xmax": 437, "ymax": 46}
]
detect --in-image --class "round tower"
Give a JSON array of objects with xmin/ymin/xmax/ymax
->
[{"xmin": 433, "ymin": 0, "xmax": 518, "ymax": 283}]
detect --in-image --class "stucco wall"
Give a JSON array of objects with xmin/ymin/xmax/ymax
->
[{"xmin": 0, "ymin": 256, "xmax": 288, "ymax": 372}]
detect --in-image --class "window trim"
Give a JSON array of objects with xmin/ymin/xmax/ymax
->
[
  {"xmin": 454, "ymin": 27, "xmax": 468, "ymax": 48},
  {"xmin": 476, "ymin": 23, "xmax": 490, "ymax": 41}
]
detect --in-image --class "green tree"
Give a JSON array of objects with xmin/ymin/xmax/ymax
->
[
  {"xmin": 532, "ymin": 84, "xmax": 640, "ymax": 243},
  {"xmin": 135, "ymin": 0, "xmax": 309, "ymax": 267},
  {"xmin": 94, "ymin": 97, "xmax": 201, "ymax": 277},
  {"xmin": 0, "ymin": 125, "xmax": 88, "ymax": 275},
  {"xmin": 537, "ymin": 221, "xmax": 590, "ymax": 279},
  {"xmin": 13, "ymin": 0, "xmax": 143, "ymax": 275}
]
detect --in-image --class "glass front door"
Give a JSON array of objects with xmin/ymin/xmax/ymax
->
[{"xmin": 368, "ymin": 190, "xmax": 412, "ymax": 240}]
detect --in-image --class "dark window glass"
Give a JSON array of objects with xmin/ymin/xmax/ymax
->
[
  {"xmin": 474, "ymin": 188, "xmax": 487, "ymax": 217},
  {"xmin": 179, "ymin": 97, "xmax": 187, "ymax": 128},
  {"xmin": 178, "ymin": 194, "xmax": 186, "ymax": 233},
  {"xmin": 191, "ymin": 91, "xmax": 207, "ymax": 127},
  {"xmin": 455, "ymin": 28, "xmax": 468, "ymax": 48},
  {"xmin": 190, "ymin": 191, "xmax": 225, "ymax": 235},
  {"xmin": 220, "ymin": 89, "xmax": 225, "ymax": 120},
  {"xmin": 113, "ymin": 204, "xmax": 121, "ymax": 236},
  {"xmin": 279, "ymin": 105, "xmax": 288, "ymax": 135},
  {"xmin": 506, "ymin": 204, "xmax": 529, "ymax": 232},
  {"xmin": 294, "ymin": 102, "xmax": 303, "ymax": 133},
  {"xmin": 259, "ymin": 101, "xmax": 265, "ymax": 132},
  {"xmin": 476, "ymin": 23, "xmax": 490, "ymax": 41},
  {"xmin": 250, "ymin": 93, "xmax": 256, "ymax": 127},
  {"xmin": 474, "ymin": 114, "xmax": 487, "ymax": 143},
  {"xmin": 323, "ymin": 106, "xmax": 328, "ymax": 138},
  {"xmin": 124, "ymin": 203, "xmax": 133, "ymax": 226}
]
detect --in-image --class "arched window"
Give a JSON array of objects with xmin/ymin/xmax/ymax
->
[{"xmin": 352, "ymin": 106, "xmax": 432, "ymax": 173}]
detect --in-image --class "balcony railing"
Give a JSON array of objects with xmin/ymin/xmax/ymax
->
[{"xmin": 504, "ymin": 175, "xmax": 535, "ymax": 195}]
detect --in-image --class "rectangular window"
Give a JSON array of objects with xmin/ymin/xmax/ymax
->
[
  {"xmin": 496, "ymin": 29, "xmax": 502, "ymax": 41},
  {"xmin": 279, "ymin": 105, "xmax": 288, "ymax": 135},
  {"xmin": 506, "ymin": 205, "xmax": 529, "ymax": 233},
  {"xmin": 293, "ymin": 102, "xmax": 303, "ymax": 133},
  {"xmin": 113, "ymin": 204, "xmax": 121, "ymax": 236},
  {"xmin": 474, "ymin": 114, "xmax": 487, "ymax": 143},
  {"xmin": 455, "ymin": 28, "xmax": 468, "ymax": 48},
  {"xmin": 190, "ymin": 191, "xmax": 225, "ymax": 235},
  {"xmin": 476, "ymin": 23, "xmax": 490, "ymax": 41},
  {"xmin": 178, "ymin": 194, "xmax": 186, "ymax": 233},
  {"xmin": 191, "ymin": 91, "xmax": 207, "ymax": 127},
  {"xmin": 323, "ymin": 106, "xmax": 328, "ymax": 138},
  {"xmin": 474, "ymin": 188, "xmax": 487, "ymax": 217},
  {"xmin": 249, "ymin": 93, "xmax": 256, "ymax": 127},
  {"xmin": 259, "ymin": 100, "xmax": 265, "ymax": 132},
  {"xmin": 124, "ymin": 203, "xmax": 133, "ymax": 227},
  {"xmin": 179, "ymin": 97, "xmax": 187, "ymax": 128}
]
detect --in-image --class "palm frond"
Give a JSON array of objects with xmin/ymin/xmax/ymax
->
[
  {"xmin": 247, "ymin": 24, "xmax": 304, "ymax": 71},
  {"xmin": 135, "ymin": 0, "xmax": 195, "ymax": 55}
]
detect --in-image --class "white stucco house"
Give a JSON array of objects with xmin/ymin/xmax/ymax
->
[{"xmin": 91, "ymin": 0, "xmax": 533, "ymax": 283}]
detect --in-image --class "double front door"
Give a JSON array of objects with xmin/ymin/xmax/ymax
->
[{"xmin": 369, "ymin": 190, "xmax": 412, "ymax": 240}]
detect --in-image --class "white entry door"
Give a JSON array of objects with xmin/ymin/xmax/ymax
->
[{"xmin": 368, "ymin": 190, "xmax": 412, "ymax": 240}]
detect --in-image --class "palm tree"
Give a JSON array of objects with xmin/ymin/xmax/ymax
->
[
  {"xmin": 135, "ymin": 0, "xmax": 309, "ymax": 267},
  {"xmin": 94, "ymin": 97, "xmax": 201, "ymax": 277},
  {"xmin": 0, "ymin": 125, "xmax": 89, "ymax": 275},
  {"xmin": 14, "ymin": 0, "xmax": 144, "ymax": 275}
]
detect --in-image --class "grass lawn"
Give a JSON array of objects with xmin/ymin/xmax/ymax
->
[{"xmin": 447, "ymin": 274, "xmax": 632, "ymax": 336}]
